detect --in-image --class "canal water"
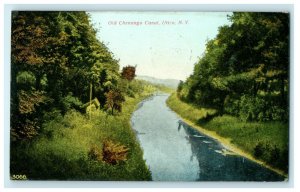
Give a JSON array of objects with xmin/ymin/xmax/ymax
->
[{"xmin": 131, "ymin": 93, "xmax": 285, "ymax": 181}]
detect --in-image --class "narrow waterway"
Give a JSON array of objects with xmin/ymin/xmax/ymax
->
[{"xmin": 131, "ymin": 93, "xmax": 284, "ymax": 181}]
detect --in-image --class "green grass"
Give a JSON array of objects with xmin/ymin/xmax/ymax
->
[
  {"xmin": 166, "ymin": 93, "xmax": 289, "ymax": 173},
  {"xmin": 10, "ymin": 82, "xmax": 159, "ymax": 180},
  {"xmin": 166, "ymin": 93, "xmax": 216, "ymax": 123}
]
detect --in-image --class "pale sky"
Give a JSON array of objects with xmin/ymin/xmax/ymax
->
[{"xmin": 88, "ymin": 12, "xmax": 232, "ymax": 81}]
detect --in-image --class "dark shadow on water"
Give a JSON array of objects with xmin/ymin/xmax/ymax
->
[
  {"xmin": 131, "ymin": 94, "xmax": 285, "ymax": 181},
  {"xmin": 178, "ymin": 120, "xmax": 285, "ymax": 181}
]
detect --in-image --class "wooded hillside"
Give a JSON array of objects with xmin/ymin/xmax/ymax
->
[
  {"xmin": 11, "ymin": 11, "xmax": 122, "ymax": 140},
  {"xmin": 177, "ymin": 12, "xmax": 289, "ymax": 122}
]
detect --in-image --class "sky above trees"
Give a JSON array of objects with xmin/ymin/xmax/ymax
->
[{"xmin": 89, "ymin": 12, "xmax": 232, "ymax": 80}]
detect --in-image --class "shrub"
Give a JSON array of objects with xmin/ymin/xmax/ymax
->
[
  {"xmin": 102, "ymin": 140, "xmax": 129, "ymax": 165},
  {"xmin": 224, "ymin": 95, "xmax": 240, "ymax": 116},
  {"xmin": 42, "ymin": 109, "xmax": 63, "ymax": 123},
  {"xmin": 254, "ymin": 142, "xmax": 265, "ymax": 158},
  {"xmin": 16, "ymin": 71, "xmax": 36, "ymax": 87},
  {"xmin": 225, "ymin": 94, "xmax": 288, "ymax": 122},
  {"xmin": 239, "ymin": 95, "xmax": 266, "ymax": 121},
  {"xmin": 60, "ymin": 93, "xmax": 83, "ymax": 113},
  {"xmin": 126, "ymin": 89, "xmax": 135, "ymax": 98},
  {"xmin": 253, "ymin": 141, "xmax": 288, "ymax": 172},
  {"xmin": 269, "ymin": 145, "xmax": 281, "ymax": 163}
]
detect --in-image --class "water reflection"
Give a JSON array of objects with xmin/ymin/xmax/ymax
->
[
  {"xmin": 132, "ymin": 94, "xmax": 199, "ymax": 181},
  {"xmin": 131, "ymin": 94, "xmax": 284, "ymax": 181},
  {"xmin": 178, "ymin": 120, "xmax": 284, "ymax": 181}
]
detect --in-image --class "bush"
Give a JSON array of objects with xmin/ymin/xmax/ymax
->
[
  {"xmin": 126, "ymin": 89, "xmax": 136, "ymax": 98},
  {"xmin": 42, "ymin": 109, "xmax": 63, "ymax": 122},
  {"xmin": 224, "ymin": 95, "xmax": 240, "ymax": 116},
  {"xmin": 11, "ymin": 83, "xmax": 154, "ymax": 180},
  {"xmin": 266, "ymin": 105, "xmax": 288, "ymax": 122},
  {"xmin": 239, "ymin": 95, "xmax": 266, "ymax": 121},
  {"xmin": 225, "ymin": 94, "xmax": 288, "ymax": 122},
  {"xmin": 254, "ymin": 142, "xmax": 265, "ymax": 158},
  {"xmin": 253, "ymin": 141, "xmax": 288, "ymax": 172},
  {"xmin": 60, "ymin": 93, "xmax": 83, "ymax": 113},
  {"xmin": 16, "ymin": 71, "xmax": 36, "ymax": 87},
  {"xmin": 102, "ymin": 140, "xmax": 129, "ymax": 165}
]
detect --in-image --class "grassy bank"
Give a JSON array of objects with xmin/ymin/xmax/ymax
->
[
  {"xmin": 10, "ymin": 82, "xmax": 159, "ymax": 180},
  {"xmin": 166, "ymin": 93, "xmax": 289, "ymax": 176}
]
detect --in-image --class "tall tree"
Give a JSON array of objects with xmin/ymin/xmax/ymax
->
[
  {"xmin": 178, "ymin": 12, "xmax": 289, "ymax": 121},
  {"xmin": 11, "ymin": 11, "xmax": 122, "ymax": 140}
]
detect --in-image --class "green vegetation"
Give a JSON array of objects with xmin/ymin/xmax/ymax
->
[
  {"xmin": 167, "ymin": 93, "xmax": 217, "ymax": 123},
  {"xmin": 10, "ymin": 11, "xmax": 157, "ymax": 180},
  {"xmin": 11, "ymin": 11, "xmax": 122, "ymax": 140},
  {"xmin": 169, "ymin": 12, "xmax": 289, "ymax": 174},
  {"xmin": 168, "ymin": 91, "xmax": 288, "ymax": 174},
  {"xmin": 178, "ymin": 13, "xmax": 289, "ymax": 122},
  {"xmin": 204, "ymin": 115, "xmax": 288, "ymax": 173},
  {"xmin": 10, "ymin": 11, "xmax": 290, "ymax": 180},
  {"xmin": 11, "ymin": 80, "xmax": 158, "ymax": 180}
]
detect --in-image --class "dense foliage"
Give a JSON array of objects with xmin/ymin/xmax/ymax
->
[
  {"xmin": 178, "ymin": 12, "xmax": 289, "ymax": 122},
  {"xmin": 10, "ymin": 11, "xmax": 154, "ymax": 180},
  {"xmin": 172, "ymin": 12, "xmax": 289, "ymax": 173},
  {"xmin": 10, "ymin": 84, "xmax": 155, "ymax": 180},
  {"xmin": 11, "ymin": 11, "xmax": 121, "ymax": 140}
]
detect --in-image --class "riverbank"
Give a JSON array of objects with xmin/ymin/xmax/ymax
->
[
  {"xmin": 166, "ymin": 93, "xmax": 288, "ymax": 178},
  {"xmin": 11, "ymin": 81, "xmax": 158, "ymax": 180}
]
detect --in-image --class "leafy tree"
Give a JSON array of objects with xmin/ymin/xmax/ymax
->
[
  {"xmin": 176, "ymin": 80, "xmax": 184, "ymax": 97},
  {"xmin": 11, "ymin": 12, "xmax": 57, "ymax": 139},
  {"xmin": 121, "ymin": 65, "xmax": 136, "ymax": 81},
  {"xmin": 11, "ymin": 11, "xmax": 122, "ymax": 140},
  {"xmin": 178, "ymin": 12, "xmax": 289, "ymax": 122},
  {"xmin": 105, "ymin": 89, "xmax": 125, "ymax": 115}
]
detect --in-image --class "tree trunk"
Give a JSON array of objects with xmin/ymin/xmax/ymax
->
[{"xmin": 35, "ymin": 73, "xmax": 42, "ymax": 90}]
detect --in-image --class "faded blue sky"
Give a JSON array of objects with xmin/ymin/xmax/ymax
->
[{"xmin": 89, "ymin": 12, "xmax": 232, "ymax": 80}]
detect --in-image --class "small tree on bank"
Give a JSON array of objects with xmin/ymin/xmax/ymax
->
[{"xmin": 105, "ymin": 89, "xmax": 125, "ymax": 115}]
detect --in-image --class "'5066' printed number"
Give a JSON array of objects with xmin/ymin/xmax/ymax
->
[{"xmin": 11, "ymin": 174, "xmax": 27, "ymax": 180}]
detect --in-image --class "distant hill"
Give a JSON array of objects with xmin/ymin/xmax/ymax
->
[{"xmin": 136, "ymin": 75, "xmax": 180, "ymax": 89}]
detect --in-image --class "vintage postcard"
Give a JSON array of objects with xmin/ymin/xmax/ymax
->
[{"xmin": 10, "ymin": 11, "xmax": 289, "ymax": 182}]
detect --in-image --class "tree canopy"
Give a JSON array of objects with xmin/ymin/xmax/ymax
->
[
  {"xmin": 121, "ymin": 65, "xmax": 136, "ymax": 81},
  {"xmin": 177, "ymin": 12, "xmax": 289, "ymax": 122},
  {"xmin": 11, "ymin": 11, "xmax": 122, "ymax": 140}
]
